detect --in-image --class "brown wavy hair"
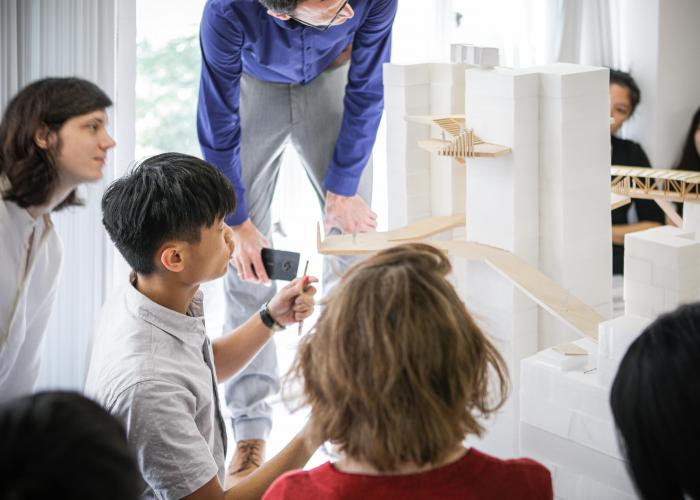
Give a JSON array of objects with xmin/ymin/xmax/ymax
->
[
  {"xmin": 287, "ymin": 243, "xmax": 509, "ymax": 471},
  {"xmin": 0, "ymin": 77, "xmax": 112, "ymax": 210}
]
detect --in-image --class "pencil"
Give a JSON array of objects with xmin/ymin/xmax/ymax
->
[{"xmin": 298, "ymin": 260, "xmax": 309, "ymax": 335}]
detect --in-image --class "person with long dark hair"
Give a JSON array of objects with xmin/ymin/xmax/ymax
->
[
  {"xmin": 0, "ymin": 78, "xmax": 115, "ymax": 402},
  {"xmin": 609, "ymin": 69, "xmax": 665, "ymax": 275},
  {"xmin": 676, "ymin": 106, "xmax": 700, "ymax": 171},
  {"xmin": 610, "ymin": 303, "xmax": 700, "ymax": 500}
]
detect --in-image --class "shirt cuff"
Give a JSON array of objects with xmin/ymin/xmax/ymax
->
[
  {"xmin": 323, "ymin": 169, "xmax": 362, "ymax": 197},
  {"xmin": 226, "ymin": 188, "xmax": 249, "ymax": 226}
]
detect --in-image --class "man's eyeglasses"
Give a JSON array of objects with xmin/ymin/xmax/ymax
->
[{"xmin": 289, "ymin": 0, "xmax": 350, "ymax": 32}]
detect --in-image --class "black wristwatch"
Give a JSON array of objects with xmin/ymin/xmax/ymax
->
[{"xmin": 259, "ymin": 302, "xmax": 285, "ymax": 332}]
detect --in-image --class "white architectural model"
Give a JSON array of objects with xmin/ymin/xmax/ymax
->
[
  {"xmin": 382, "ymin": 54, "xmax": 613, "ymax": 459},
  {"xmin": 317, "ymin": 46, "xmax": 700, "ymax": 499}
]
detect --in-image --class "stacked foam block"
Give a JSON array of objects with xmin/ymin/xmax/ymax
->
[
  {"xmin": 463, "ymin": 67, "xmax": 541, "ymax": 457},
  {"xmin": 382, "ymin": 64, "xmax": 432, "ymax": 229},
  {"xmin": 537, "ymin": 64, "xmax": 613, "ymax": 349},
  {"xmin": 597, "ymin": 314, "xmax": 651, "ymax": 387},
  {"xmin": 520, "ymin": 315, "xmax": 650, "ymax": 499},
  {"xmin": 623, "ymin": 225, "xmax": 700, "ymax": 318},
  {"xmin": 429, "ymin": 63, "xmax": 468, "ymax": 221},
  {"xmin": 383, "ymin": 61, "xmax": 615, "ymax": 464}
]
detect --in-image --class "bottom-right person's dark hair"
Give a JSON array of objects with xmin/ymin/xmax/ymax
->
[{"xmin": 610, "ymin": 302, "xmax": 700, "ymax": 500}]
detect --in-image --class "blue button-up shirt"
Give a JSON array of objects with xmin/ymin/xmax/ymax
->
[{"xmin": 197, "ymin": 0, "xmax": 397, "ymax": 225}]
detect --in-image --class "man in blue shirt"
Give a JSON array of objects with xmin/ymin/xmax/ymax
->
[{"xmin": 197, "ymin": 0, "xmax": 397, "ymax": 486}]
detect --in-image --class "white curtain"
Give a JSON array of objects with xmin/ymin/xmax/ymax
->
[
  {"xmin": 555, "ymin": 0, "xmax": 617, "ymax": 68},
  {"xmin": 400, "ymin": 0, "xmax": 559, "ymax": 68},
  {"xmin": 0, "ymin": 0, "xmax": 120, "ymax": 391}
]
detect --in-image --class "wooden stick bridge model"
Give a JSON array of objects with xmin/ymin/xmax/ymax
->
[
  {"xmin": 406, "ymin": 115, "xmax": 511, "ymax": 161},
  {"xmin": 611, "ymin": 165, "xmax": 700, "ymax": 203},
  {"xmin": 611, "ymin": 165, "xmax": 700, "ymax": 226}
]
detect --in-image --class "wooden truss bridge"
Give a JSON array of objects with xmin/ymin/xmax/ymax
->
[{"xmin": 611, "ymin": 166, "xmax": 700, "ymax": 203}]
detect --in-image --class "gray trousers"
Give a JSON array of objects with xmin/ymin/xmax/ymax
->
[{"xmin": 224, "ymin": 65, "xmax": 373, "ymax": 441}]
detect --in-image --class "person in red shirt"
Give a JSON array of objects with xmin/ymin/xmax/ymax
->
[{"xmin": 264, "ymin": 243, "xmax": 553, "ymax": 500}]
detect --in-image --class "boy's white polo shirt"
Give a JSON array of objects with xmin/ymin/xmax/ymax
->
[{"xmin": 85, "ymin": 276, "xmax": 227, "ymax": 500}]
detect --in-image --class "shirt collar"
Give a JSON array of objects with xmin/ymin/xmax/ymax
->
[
  {"xmin": 271, "ymin": 15, "xmax": 302, "ymax": 31},
  {"xmin": 1, "ymin": 175, "xmax": 52, "ymax": 234},
  {"xmin": 124, "ymin": 274, "xmax": 207, "ymax": 348}
]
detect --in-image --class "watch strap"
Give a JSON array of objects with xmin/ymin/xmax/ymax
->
[{"xmin": 259, "ymin": 303, "xmax": 284, "ymax": 332}]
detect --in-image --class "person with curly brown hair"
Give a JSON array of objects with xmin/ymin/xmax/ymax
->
[
  {"xmin": 265, "ymin": 243, "xmax": 553, "ymax": 499},
  {"xmin": 0, "ymin": 78, "xmax": 115, "ymax": 402}
]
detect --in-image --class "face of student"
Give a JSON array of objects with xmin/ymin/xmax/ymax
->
[
  {"xmin": 183, "ymin": 218, "xmax": 234, "ymax": 283},
  {"xmin": 270, "ymin": 0, "xmax": 354, "ymax": 28},
  {"xmin": 695, "ymin": 124, "xmax": 700, "ymax": 156},
  {"xmin": 610, "ymin": 83, "xmax": 633, "ymax": 136},
  {"xmin": 47, "ymin": 110, "xmax": 116, "ymax": 188}
]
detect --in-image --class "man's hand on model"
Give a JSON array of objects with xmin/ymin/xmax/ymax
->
[
  {"xmin": 268, "ymin": 276, "xmax": 318, "ymax": 327},
  {"xmin": 231, "ymin": 219, "xmax": 270, "ymax": 283},
  {"xmin": 324, "ymin": 191, "xmax": 377, "ymax": 234}
]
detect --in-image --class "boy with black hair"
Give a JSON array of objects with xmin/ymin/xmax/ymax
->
[{"xmin": 85, "ymin": 152, "xmax": 318, "ymax": 500}]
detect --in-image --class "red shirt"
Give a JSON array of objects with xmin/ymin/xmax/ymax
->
[{"xmin": 263, "ymin": 448, "xmax": 552, "ymax": 500}]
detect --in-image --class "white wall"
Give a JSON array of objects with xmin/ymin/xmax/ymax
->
[{"xmin": 620, "ymin": 0, "xmax": 700, "ymax": 168}]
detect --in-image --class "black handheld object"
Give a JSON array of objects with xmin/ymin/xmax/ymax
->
[{"xmin": 261, "ymin": 248, "xmax": 300, "ymax": 281}]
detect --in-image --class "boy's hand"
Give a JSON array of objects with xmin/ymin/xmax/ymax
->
[
  {"xmin": 231, "ymin": 219, "xmax": 270, "ymax": 284},
  {"xmin": 268, "ymin": 276, "xmax": 318, "ymax": 327}
]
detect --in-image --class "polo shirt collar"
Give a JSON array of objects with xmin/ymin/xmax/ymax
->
[{"xmin": 124, "ymin": 274, "xmax": 206, "ymax": 348}]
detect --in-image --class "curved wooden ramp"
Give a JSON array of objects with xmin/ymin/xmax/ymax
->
[
  {"xmin": 318, "ymin": 225, "xmax": 603, "ymax": 341},
  {"xmin": 317, "ymin": 214, "xmax": 466, "ymax": 255}
]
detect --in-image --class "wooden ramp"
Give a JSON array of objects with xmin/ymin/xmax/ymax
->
[
  {"xmin": 317, "ymin": 214, "xmax": 466, "ymax": 256},
  {"xmin": 318, "ymin": 225, "xmax": 603, "ymax": 341}
]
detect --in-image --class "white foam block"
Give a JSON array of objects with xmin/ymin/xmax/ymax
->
[
  {"xmin": 465, "ymin": 96, "xmax": 539, "ymax": 148},
  {"xmin": 429, "ymin": 62, "xmax": 470, "ymax": 85},
  {"xmin": 386, "ymin": 147, "xmax": 430, "ymax": 176},
  {"xmin": 406, "ymin": 193, "xmax": 431, "ymax": 221},
  {"xmin": 383, "ymin": 63, "xmax": 431, "ymax": 87},
  {"xmin": 551, "ymin": 463, "xmax": 637, "ymax": 500},
  {"xmin": 405, "ymin": 169, "xmax": 431, "ymax": 198},
  {"xmin": 682, "ymin": 201, "xmax": 700, "ymax": 238},
  {"xmin": 535, "ymin": 63, "xmax": 609, "ymax": 99},
  {"xmin": 451, "ymin": 44, "xmax": 500, "ymax": 67},
  {"xmin": 623, "ymin": 255, "xmax": 652, "ymax": 284},
  {"xmin": 430, "ymin": 157, "xmax": 465, "ymax": 216},
  {"xmin": 624, "ymin": 226, "xmax": 700, "ymax": 269},
  {"xmin": 520, "ymin": 422, "xmax": 635, "ymax": 495},
  {"xmin": 386, "ymin": 116, "xmax": 431, "ymax": 146},
  {"xmin": 429, "ymin": 83, "xmax": 465, "ymax": 115},
  {"xmin": 384, "ymin": 84, "xmax": 430, "ymax": 114},
  {"xmin": 539, "ymin": 93, "xmax": 610, "ymax": 127},
  {"xmin": 597, "ymin": 314, "xmax": 651, "ymax": 387},
  {"xmin": 538, "ymin": 348, "xmax": 589, "ymax": 371},
  {"xmin": 521, "ymin": 340, "xmax": 611, "ymax": 422},
  {"xmin": 650, "ymin": 263, "xmax": 700, "ymax": 292},
  {"xmin": 521, "ymin": 388, "xmax": 621, "ymax": 459},
  {"xmin": 466, "ymin": 67, "xmax": 540, "ymax": 99}
]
